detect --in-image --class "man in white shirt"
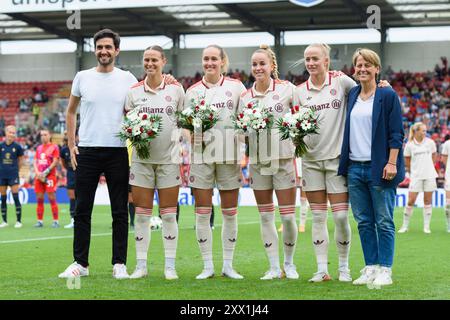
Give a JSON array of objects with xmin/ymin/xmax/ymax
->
[{"xmin": 58, "ymin": 29, "xmax": 137, "ymax": 279}]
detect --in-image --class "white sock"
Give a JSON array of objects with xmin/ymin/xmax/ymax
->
[
  {"xmin": 311, "ymin": 203, "xmax": 329, "ymax": 273},
  {"xmin": 258, "ymin": 203, "xmax": 280, "ymax": 270},
  {"xmin": 299, "ymin": 197, "xmax": 308, "ymax": 227},
  {"xmin": 446, "ymin": 201, "xmax": 450, "ymax": 228},
  {"xmin": 136, "ymin": 259, "xmax": 147, "ymax": 269},
  {"xmin": 331, "ymin": 203, "xmax": 351, "ymax": 271},
  {"xmin": 161, "ymin": 208, "xmax": 178, "ymax": 261},
  {"xmin": 279, "ymin": 205, "xmax": 297, "ymax": 266},
  {"xmin": 165, "ymin": 257, "xmax": 175, "ymax": 270},
  {"xmin": 402, "ymin": 206, "xmax": 413, "ymax": 228},
  {"xmin": 135, "ymin": 207, "xmax": 152, "ymax": 261},
  {"xmin": 221, "ymin": 208, "xmax": 238, "ymax": 267},
  {"xmin": 423, "ymin": 205, "xmax": 432, "ymax": 230},
  {"xmin": 195, "ymin": 207, "xmax": 213, "ymax": 269}
]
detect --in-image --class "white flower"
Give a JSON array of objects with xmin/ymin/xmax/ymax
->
[
  {"xmin": 182, "ymin": 108, "xmax": 193, "ymax": 116},
  {"xmin": 192, "ymin": 118, "xmax": 202, "ymax": 129}
]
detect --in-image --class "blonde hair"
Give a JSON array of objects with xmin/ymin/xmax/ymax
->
[
  {"xmin": 204, "ymin": 44, "xmax": 229, "ymax": 74},
  {"xmin": 289, "ymin": 43, "xmax": 331, "ymax": 72},
  {"xmin": 253, "ymin": 44, "xmax": 279, "ymax": 79},
  {"xmin": 409, "ymin": 122, "xmax": 426, "ymax": 141},
  {"xmin": 352, "ymin": 48, "xmax": 381, "ymax": 80},
  {"xmin": 5, "ymin": 125, "xmax": 16, "ymax": 133}
]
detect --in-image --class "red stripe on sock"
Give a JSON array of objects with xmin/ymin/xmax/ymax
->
[
  {"xmin": 222, "ymin": 208, "xmax": 237, "ymax": 216},
  {"xmin": 136, "ymin": 207, "xmax": 153, "ymax": 215},
  {"xmin": 160, "ymin": 207, "xmax": 177, "ymax": 215}
]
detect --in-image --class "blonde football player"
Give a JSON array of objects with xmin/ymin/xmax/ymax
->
[
  {"xmin": 240, "ymin": 45, "xmax": 298, "ymax": 280},
  {"xmin": 294, "ymin": 44, "xmax": 356, "ymax": 283},
  {"xmin": 126, "ymin": 46, "xmax": 185, "ymax": 280},
  {"xmin": 399, "ymin": 123, "xmax": 438, "ymax": 234},
  {"xmin": 185, "ymin": 45, "xmax": 246, "ymax": 280},
  {"xmin": 441, "ymin": 135, "xmax": 450, "ymax": 233}
]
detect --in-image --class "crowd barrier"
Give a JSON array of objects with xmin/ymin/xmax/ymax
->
[{"xmin": 3, "ymin": 186, "xmax": 447, "ymax": 208}]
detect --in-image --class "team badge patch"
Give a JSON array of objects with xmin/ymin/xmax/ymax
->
[
  {"xmin": 225, "ymin": 90, "xmax": 232, "ymax": 97},
  {"xmin": 273, "ymin": 94, "xmax": 279, "ymax": 101},
  {"xmin": 130, "ymin": 173, "xmax": 135, "ymax": 180},
  {"xmin": 331, "ymin": 99, "xmax": 342, "ymax": 109},
  {"xmin": 275, "ymin": 103, "xmax": 283, "ymax": 113},
  {"xmin": 165, "ymin": 96, "xmax": 172, "ymax": 102},
  {"xmin": 189, "ymin": 176, "xmax": 195, "ymax": 183},
  {"xmin": 302, "ymin": 179, "xmax": 306, "ymax": 187},
  {"xmin": 289, "ymin": 0, "xmax": 325, "ymax": 7},
  {"xmin": 227, "ymin": 100, "xmax": 233, "ymax": 110},
  {"xmin": 330, "ymin": 89, "xmax": 337, "ymax": 96},
  {"xmin": 165, "ymin": 106, "xmax": 174, "ymax": 116},
  {"xmin": 176, "ymin": 176, "xmax": 180, "ymax": 180}
]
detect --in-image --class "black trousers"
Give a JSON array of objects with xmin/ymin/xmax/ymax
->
[{"xmin": 73, "ymin": 147, "xmax": 129, "ymax": 267}]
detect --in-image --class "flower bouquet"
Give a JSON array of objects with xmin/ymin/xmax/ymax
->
[
  {"xmin": 176, "ymin": 96, "xmax": 220, "ymax": 133},
  {"xmin": 232, "ymin": 100, "xmax": 274, "ymax": 134},
  {"xmin": 276, "ymin": 106, "xmax": 319, "ymax": 157},
  {"xmin": 118, "ymin": 108, "xmax": 162, "ymax": 160}
]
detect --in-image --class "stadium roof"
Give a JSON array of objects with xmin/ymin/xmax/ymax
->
[{"xmin": 1, "ymin": 0, "xmax": 449, "ymax": 42}]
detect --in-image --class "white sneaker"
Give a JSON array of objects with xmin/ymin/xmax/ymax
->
[
  {"xmin": 222, "ymin": 267, "xmax": 244, "ymax": 280},
  {"xmin": 164, "ymin": 267, "xmax": 179, "ymax": 280},
  {"xmin": 398, "ymin": 226, "xmax": 408, "ymax": 233},
  {"xmin": 129, "ymin": 267, "xmax": 147, "ymax": 279},
  {"xmin": 372, "ymin": 267, "xmax": 393, "ymax": 286},
  {"xmin": 58, "ymin": 262, "xmax": 89, "ymax": 278},
  {"xmin": 352, "ymin": 266, "xmax": 379, "ymax": 285},
  {"xmin": 260, "ymin": 268, "xmax": 282, "ymax": 280},
  {"xmin": 308, "ymin": 271, "xmax": 332, "ymax": 282},
  {"xmin": 338, "ymin": 268, "xmax": 352, "ymax": 282},
  {"xmin": 0, "ymin": 222, "xmax": 8, "ymax": 228},
  {"xmin": 283, "ymin": 264, "xmax": 299, "ymax": 279},
  {"xmin": 14, "ymin": 222, "xmax": 22, "ymax": 228},
  {"xmin": 64, "ymin": 219, "xmax": 74, "ymax": 229},
  {"xmin": 196, "ymin": 268, "xmax": 215, "ymax": 280},
  {"xmin": 112, "ymin": 263, "xmax": 129, "ymax": 279},
  {"xmin": 423, "ymin": 228, "xmax": 431, "ymax": 234}
]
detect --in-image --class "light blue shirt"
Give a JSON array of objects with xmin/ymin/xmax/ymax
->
[{"xmin": 349, "ymin": 95, "xmax": 374, "ymax": 161}]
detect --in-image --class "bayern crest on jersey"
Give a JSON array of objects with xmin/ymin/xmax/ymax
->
[{"xmin": 289, "ymin": 0, "xmax": 325, "ymax": 7}]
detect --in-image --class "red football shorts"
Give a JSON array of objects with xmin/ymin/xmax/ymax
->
[{"xmin": 34, "ymin": 175, "xmax": 57, "ymax": 193}]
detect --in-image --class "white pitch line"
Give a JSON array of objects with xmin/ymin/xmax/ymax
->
[{"xmin": 0, "ymin": 221, "xmax": 262, "ymax": 245}]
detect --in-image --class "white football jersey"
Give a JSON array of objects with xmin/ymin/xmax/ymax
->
[
  {"xmin": 404, "ymin": 137, "xmax": 438, "ymax": 179},
  {"xmin": 239, "ymin": 78, "xmax": 295, "ymax": 164},
  {"xmin": 125, "ymin": 77, "xmax": 185, "ymax": 164},
  {"xmin": 441, "ymin": 140, "xmax": 450, "ymax": 182},
  {"xmin": 294, "ymin": 71, "xmax": 356, "ymax": 161},
  {"xmin": 185, "ymin": 75, "xmax": 246, "ymax": 164}
]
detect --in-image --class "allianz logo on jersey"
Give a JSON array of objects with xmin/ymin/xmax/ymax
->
[{"xmin": 289, "ymin": 0, "xmax": 325, "ymax": 7}]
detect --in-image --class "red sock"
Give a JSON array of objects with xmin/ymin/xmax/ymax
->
[
  {"xmin": 50, "ymin": 199, "xmax": 59, "ymax": 220},
  {"xmin": 37, "ymin": 198, "xmax": 44, "ymax": 220}
]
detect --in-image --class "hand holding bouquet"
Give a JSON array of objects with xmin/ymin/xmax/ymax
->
[
  {"xmin": 276, "ymin": 106, "xmax": 319, "ymax": 157},
  {"xmin": 118, "ymin": 108, "xmax": 162, "ymax": 160}
]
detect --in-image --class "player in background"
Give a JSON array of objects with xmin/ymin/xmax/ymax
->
[
  {"xmin": 0, "ymin": 125, "xmax": 24, "ymax": 228},
  {"xmin": 240, "ymin": 45, "xmax": 298, "ymax": 280},
  {"xmin": 185, "ymin": 44, "xmax": 246, "ymax": 280},
  {"xmin": 399, "ymin": 122, "xmax": 438, "ymax": 234},
  {"xmin": 440, "ymin": 135, "xmax": 450, "ymax": 233},
  {"xmin": 33, "ymin": 129, "xmax": 60, "ymax": 228},
  {"xmin": 126, "ymin": 45, "xmax": 184, "ymax": 280},
  {"xmin": 126, "ymin": 140, "xmax": 135, "ymax": 230},
  {"xmin": 60, "ymin": 131, "xmax": 76, "ymax": 229}
]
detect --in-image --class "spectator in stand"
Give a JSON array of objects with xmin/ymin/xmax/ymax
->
[{"xmin": 0, "ymin": 98, "xmax": 9, "ymax": 109}]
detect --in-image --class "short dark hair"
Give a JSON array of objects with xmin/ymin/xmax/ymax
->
[{"xmin": 93, "ymin": 29, "xmax": 120, "ymax": 49}]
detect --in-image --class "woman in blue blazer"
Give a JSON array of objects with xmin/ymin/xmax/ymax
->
[{"xmin": 338, "ymin": 48, "xmax": 404, "ymax": 287}]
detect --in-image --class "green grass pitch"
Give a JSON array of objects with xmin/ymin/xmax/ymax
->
[{"xmin": 0, "ymin": 204, "xmax": 448, "ymax": 300}]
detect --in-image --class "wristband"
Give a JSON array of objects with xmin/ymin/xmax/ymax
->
[
  {"xmin": 388, "ymin": 162, "xmax": 396, "ymax": 166},
  {"xmin": 43, "ymin": 168, "xmax": 51, "ymax": 176}
]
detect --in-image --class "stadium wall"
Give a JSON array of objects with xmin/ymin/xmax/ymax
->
[
  {"xmin": 5, "ymin": 186, "xmax": 447, "ymax": 208},
  {"xmin": 1, "ymin": 41, "xmax": 449, "ymax": 82}
]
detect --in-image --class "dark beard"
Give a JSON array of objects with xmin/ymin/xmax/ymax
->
[{"xmin": 97, "ymin": 55, "xmax": 114, "ymax": 66}]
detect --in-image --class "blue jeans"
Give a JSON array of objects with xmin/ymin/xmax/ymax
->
[{"xmin": 347, "ymin": 161, "xmax": 396, "ymax": 267}]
